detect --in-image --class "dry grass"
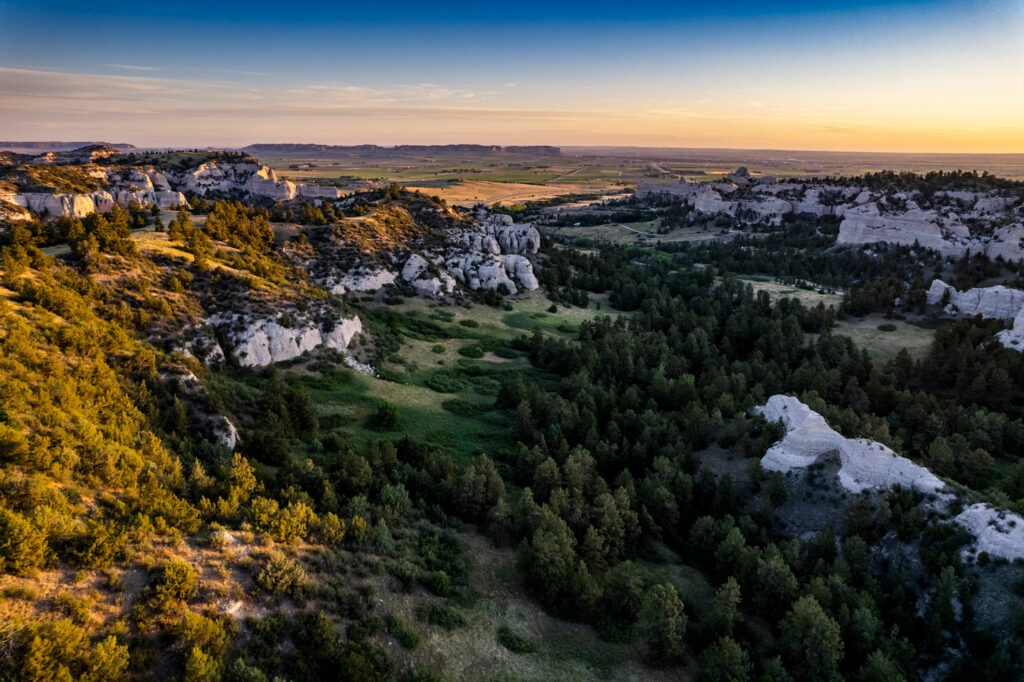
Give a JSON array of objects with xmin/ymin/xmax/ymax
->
[{"xmin": 833, "ymin": 314, "xmax": 935, "ymax": 362}]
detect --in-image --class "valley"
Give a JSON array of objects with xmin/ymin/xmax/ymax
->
[{"xmin": 2, "ymin": 145, "xmax": 1024, "ymax": 682}]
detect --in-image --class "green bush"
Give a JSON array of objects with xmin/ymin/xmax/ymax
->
[
  {"xmin": 497, "ymin": 625, "xmax": 537, "ymax": 653},
  {"xmin": 492, "ymin": 346, "xmax": 519, "ymax": 359},
  {"xmin": 373, "ymin": 401, "xmax": 401, "ymax": 429},
  {"xmin": 425, "ymin": 369, "xmax": 469, "ymax": 393},
  {"xmin": 877, "ymin": 323, "xmax": 897, "ymax": 332},
  {"xmin": 441, "ymin": 399, "xmax": 488, "ymax": 416},
  {"xmin": 458, "ymin": 319, "xmax": 479, "ymax": 328},
  {"xmin": 427, "ymin": 570, "xmax": 450, "ymax": 597},
  {"xmin": 256, "ymin": 552, "xmax": 307, "ymax": 598},
  {"xmin": 431, "ymin": 344, "xmax": 446, "ymax": 354},
  {"xmin": 415, "ymin": 603, "xmax": 466, "ymax": 630},
  {"xmin": 457, "ymin": 343, "xmax": 485, "ymax": 359},
  {"xmin": 387, "ymin": 613, "xmax": 421, "ymax": 649}
]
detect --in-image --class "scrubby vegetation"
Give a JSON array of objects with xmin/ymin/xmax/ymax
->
[{"xmin": 1, "ymin": 190, "xmax": 1023, "ymax": 681}]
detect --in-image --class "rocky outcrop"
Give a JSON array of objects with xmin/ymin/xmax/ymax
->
[
  {"xmin": 638, "ymin": 171, "xmax": 1024, "ymax": 257},
  {"xmin": 924, "ymin": 279, "xmax": 1024, "ymax": 351},
  {"xmin": 926, "ymin": 279, "xmax": 1024, "ymax": 319},
  {"xmin": 756, "ymin": 395, "xmax": 946, "ymax": 494},
  {"xmin": 305, "ymin": 208, "xmax": 540, "ymax": 299},
  {"xmin": 479, "ymin": 212, "xmax": 541, "ymax": 255},
  {"xmin": 210, "ymin": 312, "xmax": 362, "ymax": 367},
  {"xmin": 954, "ymin": 504, "xmax": 1024, "ymax": 560},
  {"xmin": 212, "ymin": 416, "xmax": 239, "ymax": 450},
  {"xmin": 996, "ymin": 310, "xmax": 1024, "ymax": 351},
  {"xmin": 756, "ymin": 395, "xmax": 1024, "ymax": 560}
]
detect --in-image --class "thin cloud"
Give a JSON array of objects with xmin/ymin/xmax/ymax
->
[{"xmin": 103, "ymin": 63, "xmax": 162, "ymax": 72}]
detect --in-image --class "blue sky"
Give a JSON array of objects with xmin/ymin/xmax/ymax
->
[{"xmin": 1, "ymin": 1, "xmax": 1022, "ymax": 151}]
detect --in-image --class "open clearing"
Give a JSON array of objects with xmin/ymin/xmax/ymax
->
[
  {"xmin": 833, "ymin": 314, "xmax": 935, "ymax": 362},
  {"xmin": 229, "ymin": 290, "xmax": 630, "ymax": 466},
  {"xmin": 739, "ymin": 277, "xmax": 844, "ymax": 308}
]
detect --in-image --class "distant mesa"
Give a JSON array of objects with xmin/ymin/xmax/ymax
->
[
  {"xmin": 242, "ymin": 143, "xmax": 562, "ymax": 158},
  {"xmin": 0, "ymin": 141, "xmax": 136, "ymax": 153}
]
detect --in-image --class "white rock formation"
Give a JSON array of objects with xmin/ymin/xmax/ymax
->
[
  {"xmin": 480, "ymin": 212, "xmax": 541, "ymax": 254},
  {"xmin": 996, "ymin": 310, "xmax": 1024, "ymax": 350},
  {"xmin": 401, "ymin": 253, "xmax": 456, "ymax": 297},
  {"xmin": 637, "ymin": 172, "xmax": 1024, "ymax": 257},
  {"xmin": 926, "ymin": 279, "xmax": 1024, "ymax": 319},
  {"xmin": 213, "ymin": 416, "xmax": 239, "ymax": 450},
  {"xmin": 954, "ymin": 504, "xmax": 1024, "ymax": 560},
  {"xmin": 756, "ymin": 395, "xmax": 1024, "ymax": 560},
  {"xmin": 306, "ymin": 209, "xmax": 539, "ymax": 299},
  {"xmin": 924, "ymin": 279, "xmax": 1024, "ymax": 352},
  {"xmin": 212, "ymin": 313, "xmax": 362, "ymax": 367},
  {"xmin": 756, "ymin": 395, "xmax": 946, "ymax": 494},
  {"xmin": 341, "ymin": 268, "xmax": 398, "ymax": 293}
]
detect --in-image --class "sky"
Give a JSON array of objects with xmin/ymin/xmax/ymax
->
[{"xmin": 1, "ymin": 0, "xmax": 1023, "ymax": 152}]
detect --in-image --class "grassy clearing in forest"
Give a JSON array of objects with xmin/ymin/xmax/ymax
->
[{"xmin": 833, "ymin": 314, "xmax": 935, "ymax": 362}]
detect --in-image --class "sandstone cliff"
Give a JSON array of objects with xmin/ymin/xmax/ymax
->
[{"xmin": 638, "ymin": 171, "xmax": 1024, "ymax": 258}]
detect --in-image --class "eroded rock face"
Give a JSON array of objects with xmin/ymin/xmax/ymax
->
[
  {"xmin": 926, "ymin": 279, "xmax": 1024, "ymax": 319},
  {"xmin": 756, "ymin": 395, "xmax": 1024, "ymax": 560},
  {"xmin": 210, "ymin": 312, "xmax": 362, "ymax": 367},
  {"xmin": 638, "ymin": 171, "xmax": 1024, "ymax": 257},
  {"xmin": 756, "ymin": 395, "xmax": 945, "ymax": 494},
  {"xmin": 305, "ymin": 209, "xmax": 540, "ymax": 299},
  {"xmin": 213, "ymin": 416, "xmax": 239, "ymax": 450},
  {"xmin": 479, "ymin": 212, "xmax": 541, "ymax": 255},
  {"xmin": 924, "ymin": 279, "xmax": 1024, "ymax": 352}
]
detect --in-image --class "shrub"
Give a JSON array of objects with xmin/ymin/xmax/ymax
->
[
  {"xmin": 175, "ymin": 611, "xmax": 231, "ymax": 657},
  {"xmin": 877, "ymin": 323, "xmax": 897, "ymax": 332},
  {"xmin": 458, "ymin": 319, "xmax": 479, "ymax": 328},
  {"xmin": 0, "ymin": 508, "xmax": 48, "ymax": 575},
  {"xmin": 387, "ymin": 613, "xmax": 421, "ymax": 649},
  {"xmin": 425, "ymin": 370, "xmax": 468, "ymax": 393},
  {"xmin": 393, "ymin": 561, "xmax": 421, "ymax": 591},
  {"xmin": 427, "ymin": 571, "xmax": 450, "ymax": 597},
  {"xmin": 373, "ymin": 401, "xmax": 400, "ymax": 429},
  {"xmin": 441, "ymin": 399, "xmax": 488, "ymax": 416},
  {"xmin": 256, "ymin": 552, "xmax": 307, "ymax": 598},
  {"xmin": 457, "ymin": 344, "xmax": 484, "ymax": 359},
  {"xmin": 55, "ymin": 591, "xmax": 90, "ymax": 626},
  {"xmin": 431, "ymin": 344, "xmax": 446, "ymax": 354},
  {"xmin": 415, "ymin": 603, "xmax": 466, "ymax": 630},
  {"xmin": 155, "ymin": 561, "xmax": 198, "ymax": 606},
  {"xmin": 497, "ymin": 624, "xmax": 537, "ymax": 653}
]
